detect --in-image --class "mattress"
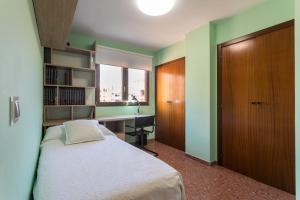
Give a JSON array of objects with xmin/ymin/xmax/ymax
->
[{"xmin": 34, "ymin": 127, "xmax": 186, "ymax": 200}]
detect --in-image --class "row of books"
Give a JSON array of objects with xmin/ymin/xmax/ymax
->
[
  {"xmin": 59, "ymin": 88, "xmax": 85, "ymax": 105},
  {"xmin": 46, "ymin": 67, "xmax": 72, "ymax": 85},
  {"xmin": 64, "ymin": 71, "xmax": 72, "ymax": 85},
  {"xmin": 44, "ymin": 87, "xmax": 57, "ymax": 105}
]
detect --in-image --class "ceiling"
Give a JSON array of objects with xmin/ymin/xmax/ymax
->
[{"xmin": 71, "ymin": 0, "xmax": 266, "ymax": 51}]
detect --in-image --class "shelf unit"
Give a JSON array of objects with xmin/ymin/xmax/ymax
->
[{"xmin": 43, "ymin": 47, "xmax": 96, "ymax": 127}]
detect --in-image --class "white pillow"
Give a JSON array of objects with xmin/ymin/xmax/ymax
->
[
  {"xmin": 43, "ymin": 125, "xmax": 65, "ymax": 143},
  {"xmin": 64, "ymin": 120, "xmax": 105, "ymax": 145},
  {"xmin": 97, "ymin": 124, "xmax": 117, "ymax": 136}
]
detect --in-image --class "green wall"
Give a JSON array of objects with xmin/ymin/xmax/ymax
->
[
  {"xmin": 153, "ymin": 40, "xmax": 185, "ymax": 66},
  {"xmin": 296, "ymin": 0, "xmax": 300, "ymax": 197},
  {"xmin": 69, "ymin": 32, "xmax": 155, "ymax": 56},
  {"xmin": 214, "ymin": 0, "xmax": 295, "ymax": 44},
  {"xmin": 185, "ymin": 24, "xmax": 212, "ymax": 162},
  {"xmin": 0, "ymin": 0, "xmax": 43, "ymax": 199},
  {"xmin": 154, "ymin": 0, "xmax": 295, "ymax": 162},
  {"xmin": 68, "ymin": 32, "xmax": 156, "ymax": 138}
]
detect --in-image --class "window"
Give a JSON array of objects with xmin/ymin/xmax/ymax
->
[
  {"xmin": 98, "ymin": 64, "xmax": 123, "ymax": 102},
  {"xmin": 96, "ymin": 64, "xmax": 149, "ymax": 106},
  {"xmin": 128, "ymin": 68, "xmax": 146, "ymax": 102}
]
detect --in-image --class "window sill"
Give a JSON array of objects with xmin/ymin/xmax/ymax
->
[{"xmin": 96, "ymin": 102, "xmax": 149, "ymax": 107}]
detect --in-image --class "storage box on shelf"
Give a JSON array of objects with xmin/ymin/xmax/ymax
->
[{"xmin": 43, "ymin": 47, "xmax": 96, "ymax": 127}]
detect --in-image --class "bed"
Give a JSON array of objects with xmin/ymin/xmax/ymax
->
[{"xmin": 34, "ymin": 124, "xmax": 186, "ymax": 200}]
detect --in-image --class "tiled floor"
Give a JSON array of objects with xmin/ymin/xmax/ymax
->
[{"xmin": 146, "ymin": 140, "xmax": 295, "ymax": 200}]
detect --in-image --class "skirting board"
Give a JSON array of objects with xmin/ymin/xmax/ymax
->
[{"xmin": 185, "ymin": 153, "xmax": 217, "ymax": 166}]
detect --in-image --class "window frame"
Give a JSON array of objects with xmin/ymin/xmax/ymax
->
[{"xmin": 96, "ymin": 64, "xmax": 149, "ymax": 106}]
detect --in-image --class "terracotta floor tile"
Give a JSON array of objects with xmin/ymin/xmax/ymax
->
[{"xmin": 146, "ymin": 141, "xmax": 295, "ymax": 200}]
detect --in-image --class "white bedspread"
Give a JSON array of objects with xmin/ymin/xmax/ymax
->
[{"xmin": 34, "ymin": 131, "xmax": 186, "ymax": 200}]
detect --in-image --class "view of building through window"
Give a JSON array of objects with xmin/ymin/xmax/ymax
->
[
  {"xmin": 98, "ymin": 64, "xmax": 147, "ymax": 104},
  {"xmin": 99, "ymin": 64, "xmax": 122, "ymax": 102},
  {"xmin": 128, "ymin": 68, "xmax": 146, "ymax": 102}
]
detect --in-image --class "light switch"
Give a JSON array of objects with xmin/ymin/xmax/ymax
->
[{"xmin": 10, "ymin": 96, "xmax": 20, "ymax": 126}]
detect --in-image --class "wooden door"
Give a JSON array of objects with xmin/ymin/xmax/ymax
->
[
  {"xmin": 219, "ymin": 21, "xmax": 295, "ymax": 194},
  {"xmin": 156, "ymin": 58, "xmax": 185, "ymax": 151}
]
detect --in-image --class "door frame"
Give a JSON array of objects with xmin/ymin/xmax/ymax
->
[
  {"xmin": 217, "ymin": 20, "xmax": 294, "ymax": 165},
  {"xmin": 155, "ymin": 57, "xmax": 186, "ymax": 147}
]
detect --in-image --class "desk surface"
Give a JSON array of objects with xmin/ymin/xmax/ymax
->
[{"xmin": 97, "ymin": 114, "xmax": 153, "ymax": 122}]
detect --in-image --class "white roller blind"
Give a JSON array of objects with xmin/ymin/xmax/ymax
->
[{"xmin": 95, "ymin": 45, "xmax": 153, "ymax": 71}]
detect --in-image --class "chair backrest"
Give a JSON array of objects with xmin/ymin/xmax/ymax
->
[{"xmin": 135, "ymin": 115, "xmax": 155, "ymax": 129}]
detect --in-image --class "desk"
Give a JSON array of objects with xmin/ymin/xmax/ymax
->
[
  {"xmin": 97, "ymin": 115, "xmax": 151, "ymax": 122},
  {"xmin": 97, "ymin": 115, "xmax": 152, "ymax": 142}
]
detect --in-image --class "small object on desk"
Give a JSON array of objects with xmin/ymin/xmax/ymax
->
[{"xmin": 131, "ymin": 95, "xmax": 141, "ymax": 115}]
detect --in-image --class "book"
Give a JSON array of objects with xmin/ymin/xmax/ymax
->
[
  {"xmin": 54, "ymin": 68, "xmax": 58, "ymax": 84},
  {"xmin": 50, "ymin": 68, "xmax": 53, "ymax": 84},
  {"xmin": 46, "ymin": 68, "xmax": 50, "ymax": 84}
]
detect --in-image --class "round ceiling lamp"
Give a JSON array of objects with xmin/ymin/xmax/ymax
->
[{"xmin": 136, "ymin": 0, "xmax": 176, "ymax": 16}]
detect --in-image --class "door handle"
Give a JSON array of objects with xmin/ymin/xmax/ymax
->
[
  {"xmin": 166, "ymin": 100, "xmax": 173, "ymax": 104},
  {"xmin": 251, "ymin": 102, "xmax": 263, "ymax": 105}
]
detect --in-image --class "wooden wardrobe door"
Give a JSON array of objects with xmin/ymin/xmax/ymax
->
[
  {"xmin": 221, "ymin": 39, "xmax": 255, "ymax": 176},
  {"xmin": 156, "ymin": 58, "xmax": 185, "ymax": 151},
  {"xmin": 220, "ymin": 23, "xmax": 295, "ymax": 194},
  {"xmin": 156, "ymin": 64, "xmax": 172, "ymax": 144},
  {"xmin": 271, "ymin": 26, "xmax": 295, "ymax": 193},
  {"xmin": 169, "ymin": 59, "xmax": 185, "ymax": 150}
]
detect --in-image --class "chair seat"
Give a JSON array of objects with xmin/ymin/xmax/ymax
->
[{"xmin": 125, "ymin": 130, "xmax": 145, "ymax": 136}]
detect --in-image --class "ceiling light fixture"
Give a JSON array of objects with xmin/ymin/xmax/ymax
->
[{"xmin": 136, "ymin": 0, "xmax": 176, "ymax": 16}]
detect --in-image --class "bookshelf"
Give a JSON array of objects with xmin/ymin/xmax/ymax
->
[{"xmin": 43, "ymin": 47, "xmax": 96, "ymax": 127}]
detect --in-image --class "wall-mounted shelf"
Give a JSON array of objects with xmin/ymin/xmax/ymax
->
[
  {"xmin": 45, "ymin": 63, "xmax": 96, "ymax": 72},
  {"xmin": 44, "ymin": 105, "xmax": 96, "ymax": 108},
  {"xmin": 44, "ymin": 84, "xmax": 95, "ymax": 89},
  {"xmin": 33, "ymin": 0, "xmax": 78, "ymax": 49},
  {"xmin": 43, "ymin": 47, "xmax": 96, "ymax": 127},
  {"xmin": 65, "ymin": 47, "xmax": 96, "ymax": 55},
  {"xmin": 43, "ymin": 120, "xmax": 69, "ymax": 127}
]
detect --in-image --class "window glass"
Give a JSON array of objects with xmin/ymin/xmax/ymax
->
[
  {"xmin": 99, "ymin": 64, "xmax": 122, "ymax": 102},
  {"xmin": 128, "ymin": 68, "xmax": 146, "ymax": 102}
]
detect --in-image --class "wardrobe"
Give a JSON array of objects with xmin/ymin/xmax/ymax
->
[
  {"xmin": 156, "ymin": 58, "xmax": 185, "ymax": 151},
  {"xmin": 218, "ymin": 21, "xmax": 295, "ymax": 193}
]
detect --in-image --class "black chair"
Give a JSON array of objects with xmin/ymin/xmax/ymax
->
[{"xmin": 125, "ymin": 115, "xmax": 158, "ymax": 157}]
